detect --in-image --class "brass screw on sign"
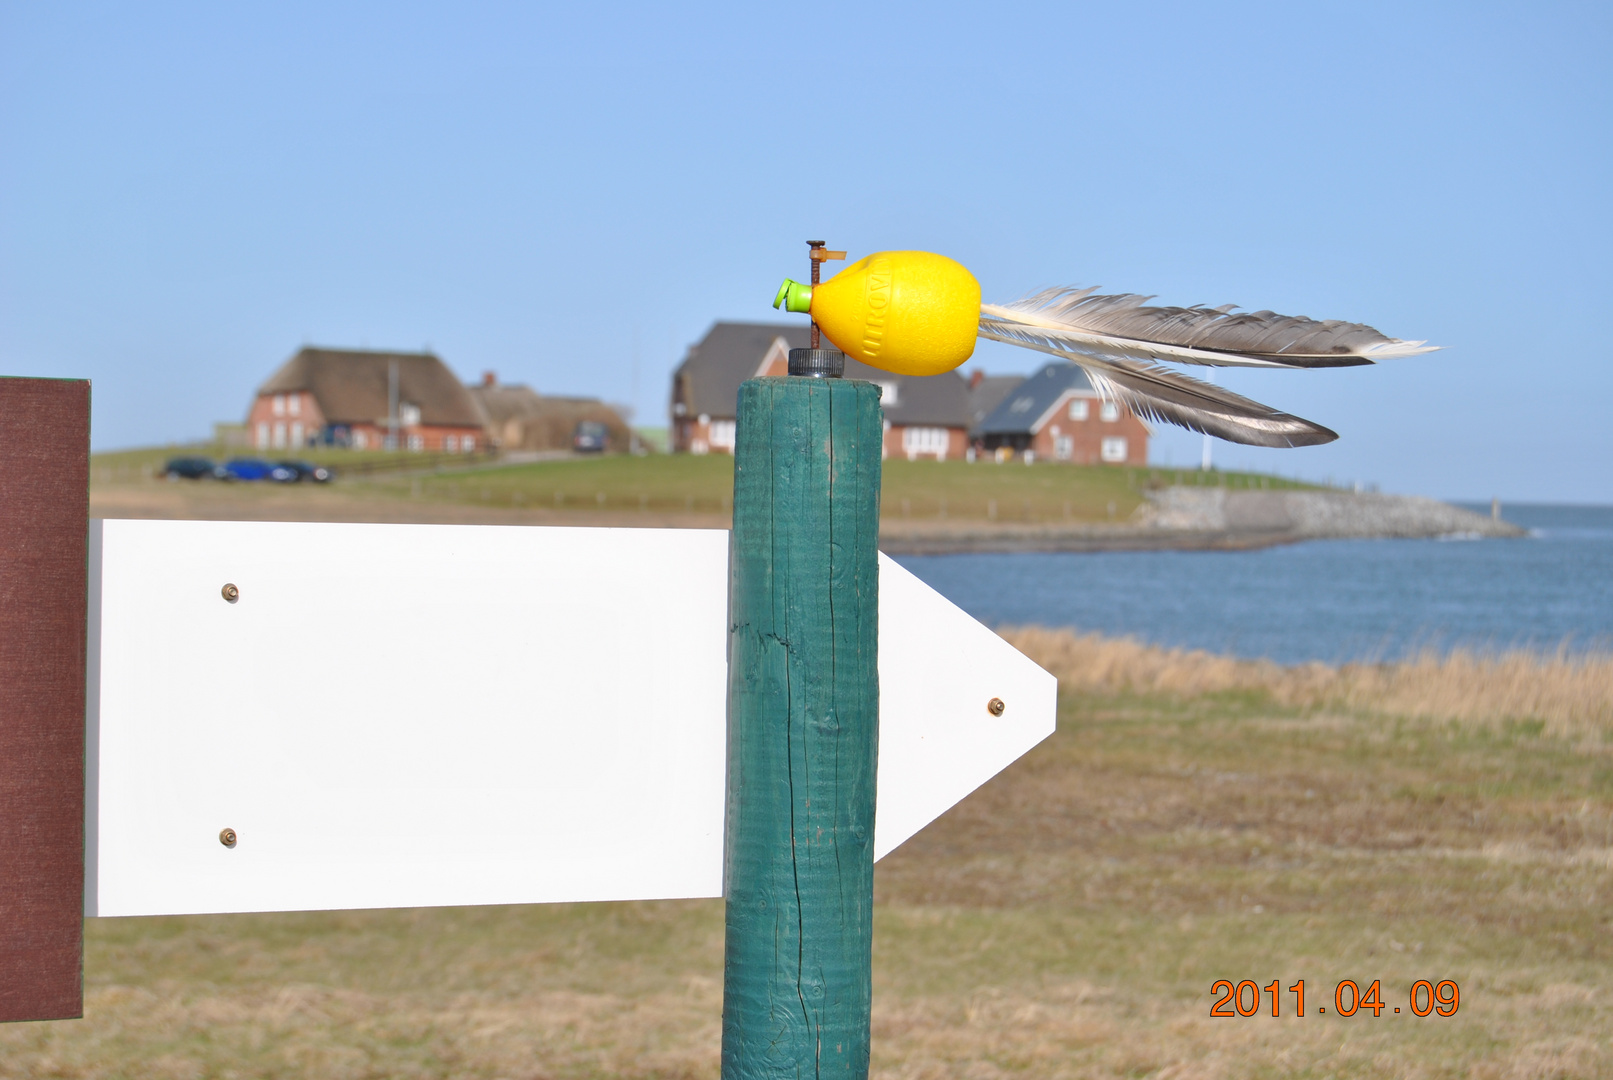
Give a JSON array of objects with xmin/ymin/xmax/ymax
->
[
  {"xmin": 219, "ymin": 828, "xmax": 238, "ymax": 848},
  {"xmin": 221, "ymin": 583, "xmax": 240, "ymax": 603},
  {"xmin": 987, "ymin": 697, "xmax": 1006, "ymax": 717}
]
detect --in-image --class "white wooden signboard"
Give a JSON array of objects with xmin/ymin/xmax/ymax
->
[{"xmin": 86, "ymin": 520, "xmax": 1056, "ymax": 917}]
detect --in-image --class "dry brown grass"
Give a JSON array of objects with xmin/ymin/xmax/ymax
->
[
  {"xmin": 1002, "ymin": 626, "xmax": 1613, "ymax": 739},
  {"xmin": 5, "ymin": 637, "xmax": 1611, "ymax": 1077}
]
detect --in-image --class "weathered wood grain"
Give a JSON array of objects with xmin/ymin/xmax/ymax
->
[
  {"xmin": 722, "ymin": 376, "xmax": 883, "ymax": 1078},
  {"xmin": 0, "ymin": 377, "xmax": 89, "ymax": 1023}
]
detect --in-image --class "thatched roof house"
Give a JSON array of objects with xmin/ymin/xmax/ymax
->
[
  {"xmin": 466, "ymin": 376, "xmax": 632, "ymax": 454},
  {"xmin": 248, "ymin": 348, "xmax": 485, "ymax": 452}
]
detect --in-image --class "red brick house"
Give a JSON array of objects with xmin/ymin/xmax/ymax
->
[
  {"xmin": 248, "ymin": 348, "xmax": 485, "ymax": 453},
  {"xmin": 669, "ymin": 322, "xmax": 972, "ymax": 460},
  {"xmin": 974, "ymin": 362, "xmax": 1150, "ymax": 465}
]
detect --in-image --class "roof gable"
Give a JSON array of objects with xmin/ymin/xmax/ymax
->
[{"xmin": 976, "ymin": 363, "xmax": 1097, "ymax": 436}]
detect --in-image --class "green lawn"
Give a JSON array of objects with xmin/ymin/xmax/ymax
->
[{"xmin": 369, "ymin": 456, "xmax": 1312, "ymax": 523}]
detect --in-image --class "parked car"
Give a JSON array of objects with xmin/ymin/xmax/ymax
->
[
  {"xmin": 573, "ymin": 421, "xmax": 609, "ymax": 453},
  {"xmin": 162, "ymin": 456, "xmax": 216, "ymax": 480},
  {"xmin": 215, "ymin": 457, "xmax": 298, "ymax": 482},
  {"xmin": 276, "ymin": 460, "xmax": 334, "ymax": 483}
]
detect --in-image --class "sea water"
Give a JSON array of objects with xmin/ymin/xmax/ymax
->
[{"xmin": 892, "ymin": 504, "xmax": 1613, "ymax": 665}]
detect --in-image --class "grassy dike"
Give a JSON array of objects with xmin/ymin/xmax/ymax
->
[
  {"xmin": 4, "ymin": 639, "xmax": 1608, "ymax": 1079},
  {"xmin": 92, "ymin": 448, "xmax": 1316, "ymax": 525}
]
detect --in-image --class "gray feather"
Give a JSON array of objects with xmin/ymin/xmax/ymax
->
[
  {"xmin": 976, "ymin": 322, "xmax": 1337, "ymax": 448},
  {"xmin": 981, "ymin": 287, "xmax": 1436, "ymax": 368}
]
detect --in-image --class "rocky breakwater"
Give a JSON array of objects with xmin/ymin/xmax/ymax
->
[
  {"xmin": 1135, "ymin": 487, "xmax": 1526, "ymax": 543},
  {"xmin": 878, "ymin": 487, "xmax": 1526, "ymax": 555}
]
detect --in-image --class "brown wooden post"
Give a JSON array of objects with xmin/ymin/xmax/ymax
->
[{"xmin": 0, "ymin": 376, "xmax": 90, "ymax": 1023}]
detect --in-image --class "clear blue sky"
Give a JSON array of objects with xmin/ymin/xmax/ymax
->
[{"xmin": 2, "ymin": 2, "xmax": 1608, "ymax": 502}]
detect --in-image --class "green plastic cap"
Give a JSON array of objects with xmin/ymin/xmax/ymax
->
[{"xmin": 772, "ymin": 278, "xmax": 813, "ymax": 314}]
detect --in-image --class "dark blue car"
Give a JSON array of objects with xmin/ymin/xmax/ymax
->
[
  {"xmin": 162, "ymin": 456, "xmax": 216, "ymax": 480},
  {"xmin": 215, "ymin": 457, "xmax": 298, "ymax": 482}
]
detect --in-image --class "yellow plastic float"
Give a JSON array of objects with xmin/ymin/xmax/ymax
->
[{"xmin": 773, "ymin": 251, "xmax": 981, "ymax": 377}]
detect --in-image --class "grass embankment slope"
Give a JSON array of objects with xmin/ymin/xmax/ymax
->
[
  {"xmin": 90, "ymin": 448, "xmax": 1313, "ymax": 526},
  {"xmin": 6, "ymin": 636, "xmax": 1608, "ymax": 1078}
]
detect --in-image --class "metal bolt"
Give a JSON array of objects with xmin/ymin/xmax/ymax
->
[
  {"xmin": 221, "ymin": 583, "xmax": 239, "ymax": 603},
  {"xmin": 987, "ymin": 697, "xmax": 1006, "ymax": 717},
  {"xmin": 219, "ymin": 828, "xmax": 238, "ymax": 848}
]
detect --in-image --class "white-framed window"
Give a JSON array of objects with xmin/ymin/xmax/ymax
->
[
  {"xmin": 272, "ymin": 422, "xmax": 286, "ymax": 449},
  {"xmin": 1101, "ymin": 436, "xmax": 1128, "ymax": 462},
  {"xmin": 288, "ymin": 394, "xmax": 301, "ymax": 417},
  {"xmin": 1100, "ymin": 401, "xmax": 1120, "ymax": 422},
  {"xmin": 290, "ymin": 422, "xmax": 303, "ymax": 447},
  {"xmin": 902, "ymin": 426, "xmax": 949, "ymax": 459},
  {"xmin": 1054, "ymin": 435, "xmax": 1073, "ymax": 460},
  {"xmin": 255, "ymin": 422, "xmax": 269, "ymax": 449},
  {"xmin": 1068, "ymin": 398, "xmax": 1090, "ymax": 421},
  {"xmin": 462, "ymin": 435, "xmax": 475, "ymax": 453},
  {"xmin": 399, "ymin": 403, "xmax": 422, "ymax": 427},
  {"xmin": 876, "ymin": 381, "xmax": 900, "ymax": 407},
  {"xmin": 445, "ymin": 435, "xmax": 458, "ymax": 453},
  {"xmin": 407, "ymin": 433, "xmax": 424, "ymax": 451},
  {"xmin": 353, "ymin": 430, "xmax": 369, "ymax": 450},
  {"xmin": 709, "ymin": 419, "xmax": 736, "ymax": 449},
  {"xmin": 272, "ymin": 394, "xmax": 285, "ymax": 416}
]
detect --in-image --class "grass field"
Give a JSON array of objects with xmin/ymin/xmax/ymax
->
[
  {"xmin": 93, "ymin": 448, "xmax": 1316, "ymax": 525},
  {"xmin": 5, "ymin": 634, "xmax": 1608, "ymax": 1078}
]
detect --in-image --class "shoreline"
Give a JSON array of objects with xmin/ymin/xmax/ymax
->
[{"xmin": 90, "ymin": 485, "xmax": 1527, "ymax": 552}]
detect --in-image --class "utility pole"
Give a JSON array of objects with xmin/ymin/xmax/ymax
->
[{"xmin": 387, "ymin": 358, "xmax": 399, "ymax": 451}]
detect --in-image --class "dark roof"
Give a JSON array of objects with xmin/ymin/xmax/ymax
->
[
  {"xmin": 975, "ymin": 362, "xmax": 1097, "ymax": 436},
  {"xmin": 673, "ymin": 321, "xmax": 971, "ymax": 428},
  {"xmin": 258, "ymin": 348, "xmax": 483, "ymax": 428},
  {"xmin": 967, "ymin": 374, "xmax": 1025, "ymax": 432},
  {"xmin": 674, "ymin": 322, "xmax": 809, "ymax": 419},
  {"xmin": 842, "ymin": 357, "xmax": 971, "ymax": 427}
]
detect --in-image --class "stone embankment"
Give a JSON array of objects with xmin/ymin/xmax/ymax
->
[{"xmin": 878, "ymin": 488, "xmax": 1526, "ymax": 555}]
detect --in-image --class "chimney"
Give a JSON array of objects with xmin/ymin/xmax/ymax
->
[
  {"xmin": 482, "ymin": 371, "xmax": 497, "ymax": 387},
  {"xmin": 968, "ymin": 370, "xmax": 984, "ymax": 390}
]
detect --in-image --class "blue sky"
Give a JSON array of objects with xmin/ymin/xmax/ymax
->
[{"xmin": 2, "ymin": 2, "xmax": 1608, "ymax": 502}]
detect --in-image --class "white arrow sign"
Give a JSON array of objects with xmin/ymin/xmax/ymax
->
[{"xmin": 85, "ymin": 519, "xmax": 1055, "ymax": 917}]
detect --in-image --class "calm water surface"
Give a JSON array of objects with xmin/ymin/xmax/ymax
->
[{"xmin": 893, "ymin": 504, "xmax": 1613, "ymax": 665}]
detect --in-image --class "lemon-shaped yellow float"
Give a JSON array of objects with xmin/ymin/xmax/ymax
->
[{"xmin": 773, "ymin": 251, "xmax": 981, "ymax": 377}]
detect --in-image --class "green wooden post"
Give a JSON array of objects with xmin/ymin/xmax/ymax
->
[{"xmin": 723, "ymin": 363, "xmax": 883, "ymax": 1079}]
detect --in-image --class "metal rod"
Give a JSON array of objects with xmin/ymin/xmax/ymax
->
[{"xmin": 807, "ymin": 240, "xmax": 825, "ymax": 349}]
